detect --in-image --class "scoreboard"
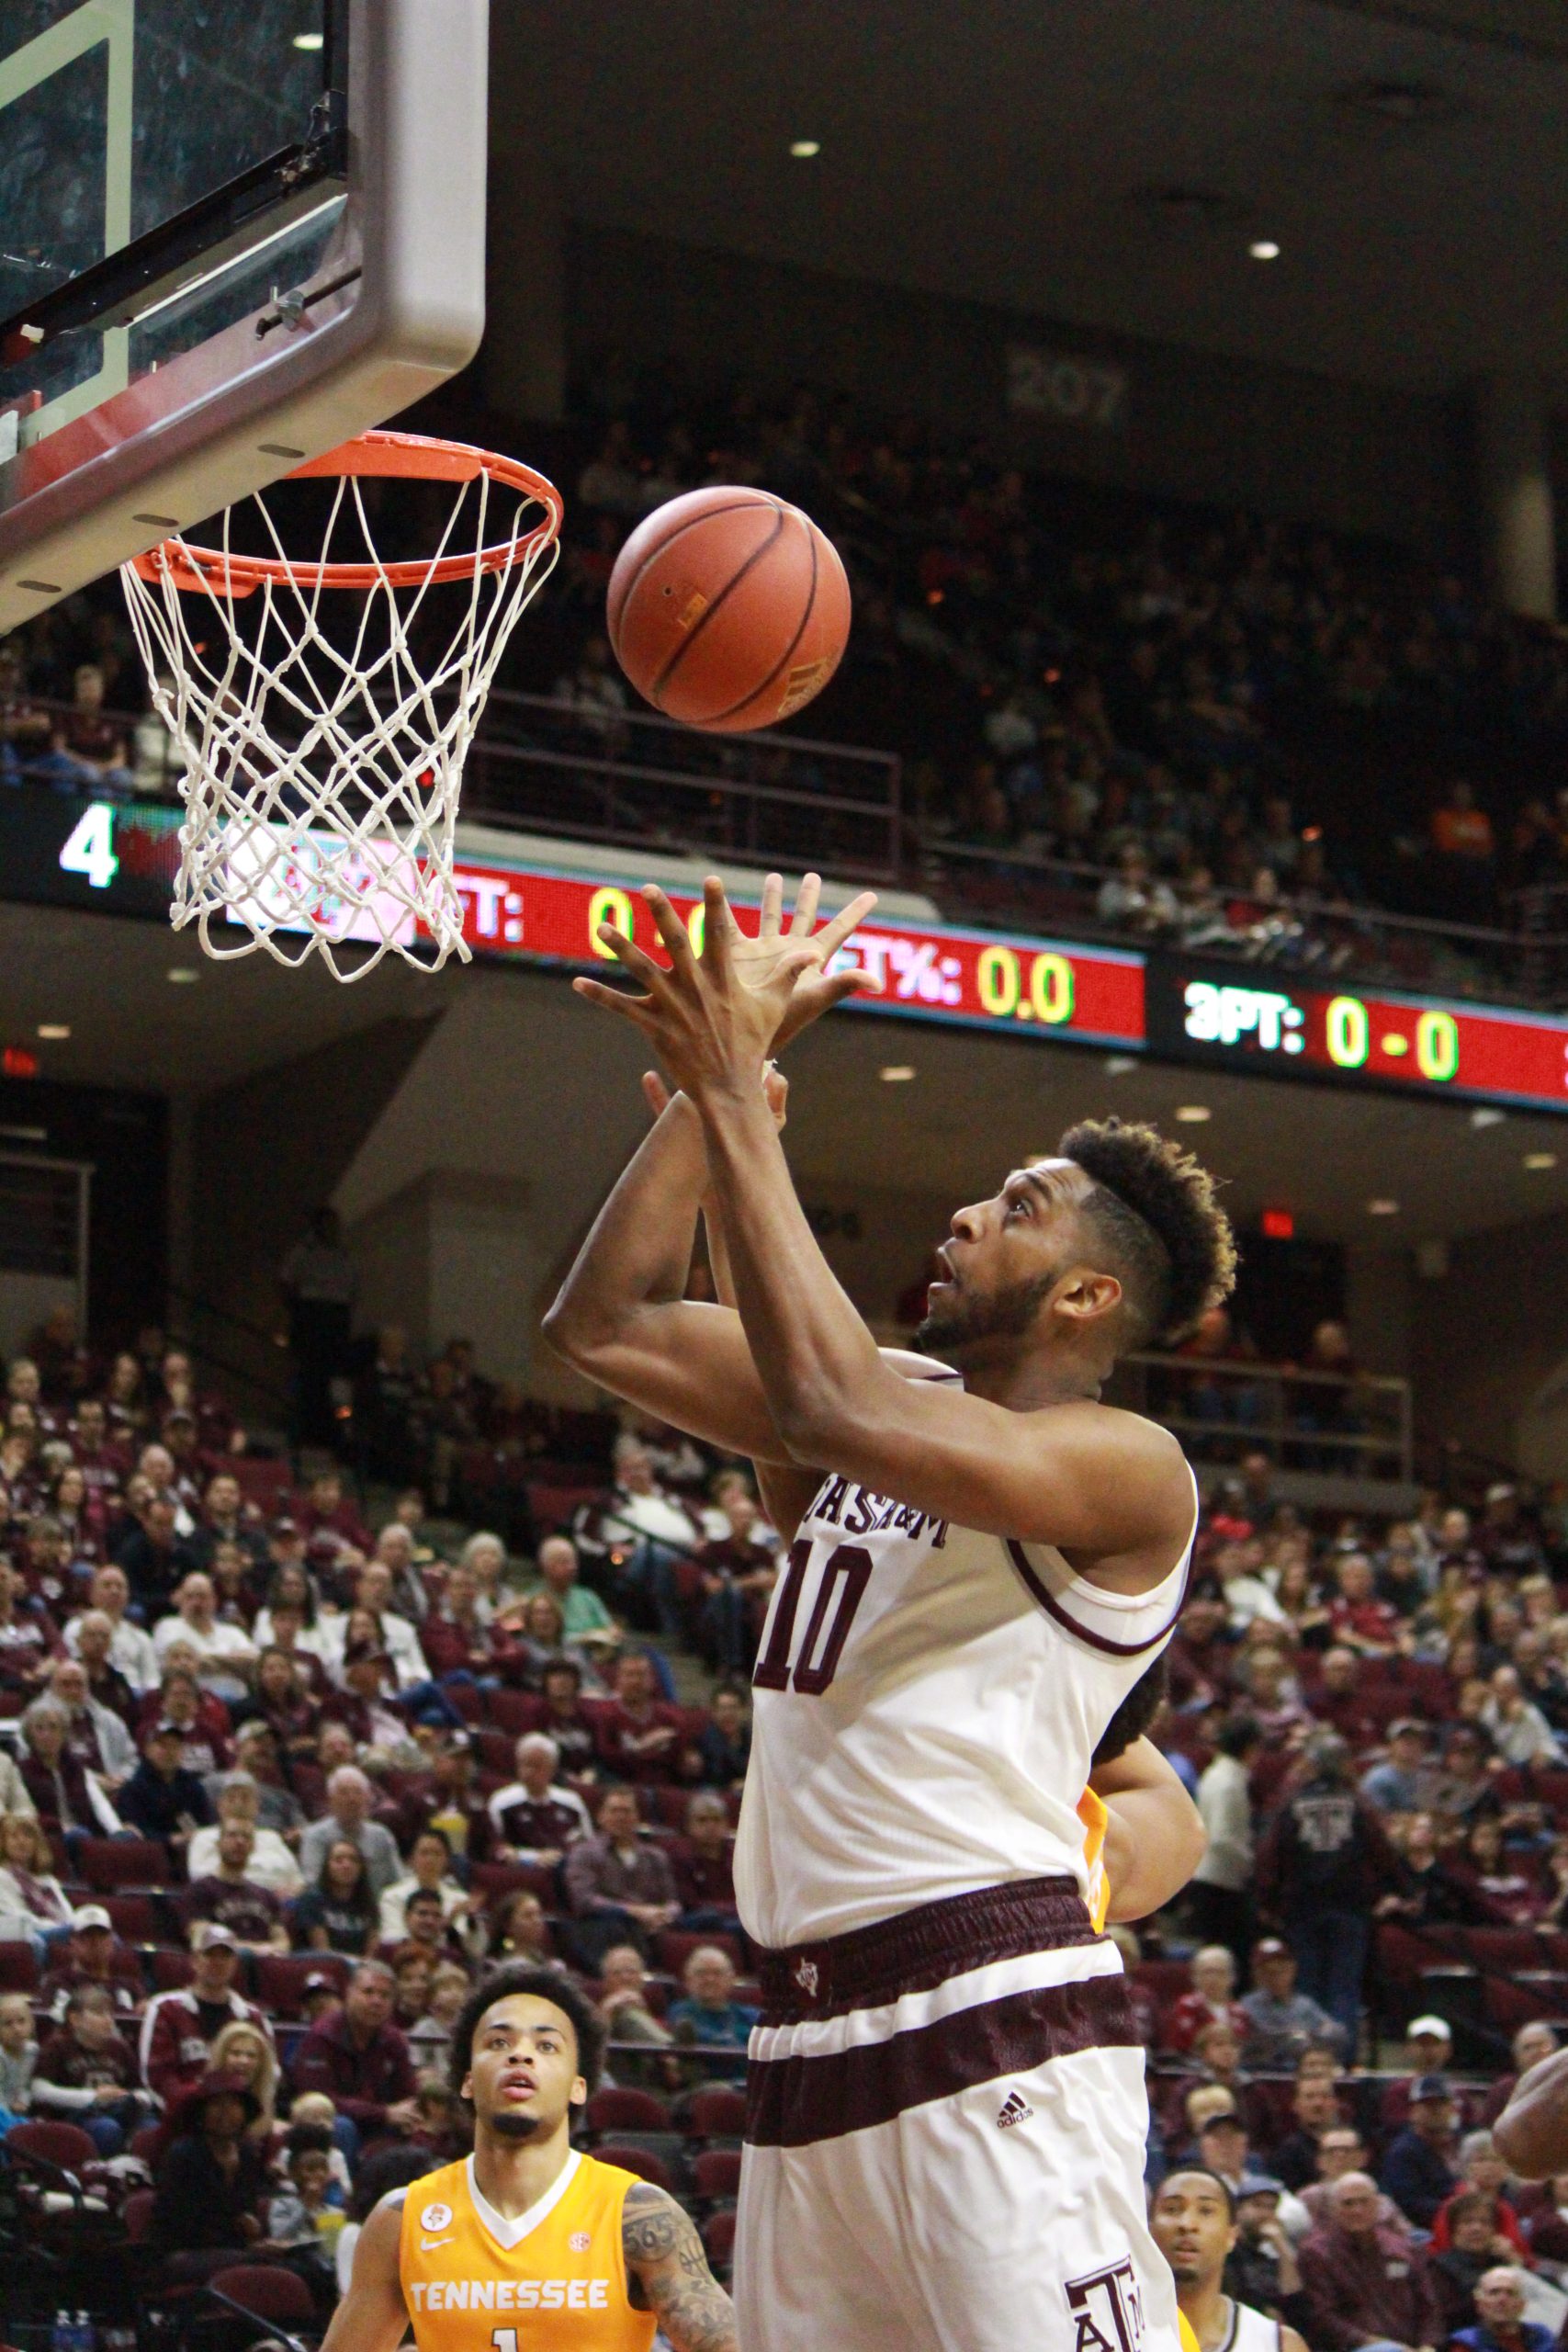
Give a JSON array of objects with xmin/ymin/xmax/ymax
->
[{"xmin": 13, "ymin": 792, "xmax": 1568, "ymax": 1115}]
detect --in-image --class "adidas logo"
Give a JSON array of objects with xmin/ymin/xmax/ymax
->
[{"xmin": 997, "ymin": 2089, "xmax": 1033, "ymax": 2131}]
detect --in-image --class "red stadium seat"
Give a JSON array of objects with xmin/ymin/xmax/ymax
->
[
  {"xmin": 252, "ymin": 1951, "xmax": 350, "ymax": 2017},
  {"xmin": 208, "ymin": 2265, "xmax": 319, "ymax": 2328},
  {"xmin": 229, "ymin": 1457, "xmax": 291, "ymax": 1517},
  {"xmin": 77, "ymin": 1837, "xmax": 169, "ymax": 1891},
  {"xmin": 592, "ymin": 2143, "xmax": 674, "ymax": 2192},
  {"xmin": 586, "ymin": 2086, "xmax": 672, "ymax": 2135},
  {"xmin": 103, "ymin": 1893, "xmax": 161, "ymax": 1943},
  {"xmin": 471, "ymin": 1860, "xmax": 558, "ymax": 1906},
  {"xmin": 686, "ymin": 2086, "xmax": 747, "ymax": 2142},
  {"xmin": 704, "ymin": 2209, "xmax": 737, "ymax": 2273},
  {"xmin": 6, "ymin": 2119, "xmax": 98, "ymax": 2172},
  {"xmin": 0, "ymin": 1941, "xmax": 39, "ymax": 1993},
  {"xmin": 487, "ymin": 1690, "xmax": 546, "ymax": 1736},
  {"xmin": 692, "ymin": 2147, "xmax": 742, "ymax": 2205},
  {"xmin": 152, "ymin": 1947, "xmax": 195, "ymax": 1989},
  {"xmin": 122, "ymin": 2188, "xmax": 156, "ymax": 2244},
  {"xmin": 130, "ymin": 2122, "xmax": 164, "ymax": 2165}
]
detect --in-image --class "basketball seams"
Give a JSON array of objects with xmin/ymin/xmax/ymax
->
[
  {"xmin": 701, "ymin": 505, "xmax": 823, "ymax": 727},
  {"xmin": 645, "ymin": 502, "xmax": 787, "ymax": 704},
  {"xmin": 607, "ymin": 495, "xmax": 784, "ymax": 664}
]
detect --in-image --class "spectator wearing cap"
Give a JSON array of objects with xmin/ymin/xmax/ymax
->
[
  {"xmin": 139, "ymin": 1921, "xmax": 272, "ymax": 2101},
  {"xmin": 487, "ymin": 1733, "xmax": 593, "ymax": 1866},
  {"xmin": 1450, "ymin": 2265, "xmax": 1555, "ymax": 2352},
  {"xmin": 322, "ymin": 1632, "xmax": 411, "ymax": 1748},
  {"xmin": 1162, "ymin": 1945, "xmax": 1251, "ymax": 2056},
  {"xmin": 1240, "ymin": 1939, "xmax": 1348, "ymax": 2070},
  {"xmin": 536, "ymin": 1657, "xmax": 602, "ymax": 1778},
  {"xmin": 1360, "ymin": 1721, "xmax": 1437, "ymax": 1817},
  {"xmin": 1480, "ymin": 2024, "xmax": 1558, "ymax": 2131},
  {"xmin": 185, "ymin": 1773, "xmax": 302, "ymax": 1896},
  {"xmin": 116, "ymin": 1716, "xmax": 214, "ymax": 1851},
  {"xmin": 181, "ymin": 1817, "xmax": 289, "ymax": 1951},
  {"xmin": 1194, "ymin": 2109, "xmax": 1254, "ymax": 2193},
  {"xmin": 1379, "ymin": 2016, "xmax": 1456, "ymax": 2136},
  {"xmin": 213, "ymin": 1721, "xmax": 304, "ymax": 1838},
  {"xmin": 1255, "ymin": 1729, "xmax": 1404, "ymax": 2044},
  {"xmin": 288, "ymin": 1959, "xmax": 421, "ymax": 2138},
  {"xmin": 298, "ymin": 1766, "xmax": 402, "ymax": 1896},
  {"xmin": 1381, "ymin": 2075, "xmax": 1461, "ymax": 2230},
  {"xmin": 37, "ymin": 1905, "xmax": 136, "ymax": 2023},
  {"xmin": 1225, "ymin": 2175, "xmax": 1313, "ymax": 2327},
  {"xmin": 1298, "ymin": 2172, "xmax": 1444, "ymax": 2352}
]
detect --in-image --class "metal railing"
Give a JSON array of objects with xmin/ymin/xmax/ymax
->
[
  {"xmin": 10, "ymin": 682, "xmax": 1568, "ymax": 1005},
  {"xmin": 1113, "ymin": 1350, "xmax": 1414, "ymax": 1483}
]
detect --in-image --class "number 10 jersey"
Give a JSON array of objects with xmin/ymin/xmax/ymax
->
[{"xmin": 733, "ymin": 1359, "xmax": 1198, "ymax": 1951}]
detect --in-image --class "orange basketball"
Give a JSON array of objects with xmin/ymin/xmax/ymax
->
[{"xmin": 606, "ymin": 485, "xmax": 851, "ymax": 733}]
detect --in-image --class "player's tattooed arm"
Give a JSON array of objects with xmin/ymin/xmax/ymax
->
[{"xmin": 622, "ymin": 2181, "xmax": 739, "ymax": 2352}]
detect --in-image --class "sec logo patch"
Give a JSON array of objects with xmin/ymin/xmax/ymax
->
[
  {"xmin": 570, "ymin": 2231, "xmax": 592, "ymax": 2252},
  {"xmin": 421, "ymin": 2202, "xmax": 453, "ymax": 2232}
]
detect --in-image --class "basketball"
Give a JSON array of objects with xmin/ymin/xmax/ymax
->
[{"xmin": 606, "ymin": 484, "xmax": 852, "ymax": 733}]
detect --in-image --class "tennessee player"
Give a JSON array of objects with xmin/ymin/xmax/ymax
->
[{"xmin": 318, "ymin": 1966, "xmax": 737, "ymax": 2352}]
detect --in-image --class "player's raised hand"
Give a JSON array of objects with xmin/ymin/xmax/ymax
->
[
  {"xmin": 573, "ymin": 870, "xmax": 879, "ymax": 1086},
  {"xmin": 642, "ymin": 1062, "xmax": 789, "ymax": 1128}
]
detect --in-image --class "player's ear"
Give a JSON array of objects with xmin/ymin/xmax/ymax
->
[
  {"xmin": 459, "ymin": 2069, "xmax": 473, "ymax": 2104},
  {"xmin": 569, "ymin": 2073, "xmax": 587, "ymax": 2109},
  {"xmin": 1054, "ymin": 1266, "xmax": 1123, "ymax": 1325}
]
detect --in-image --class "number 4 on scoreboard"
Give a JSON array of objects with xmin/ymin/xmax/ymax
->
[{"xmin": 59, "ymin": 804, "xmax": 119, "ymax": 891}]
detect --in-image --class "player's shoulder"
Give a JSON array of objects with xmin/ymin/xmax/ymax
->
[{"xmin": 380, "ymin": 2155, "xmax": 466, "ymax": 2221}]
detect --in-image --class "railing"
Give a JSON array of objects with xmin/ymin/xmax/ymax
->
[
  {"xmin": 1113, "ymin": 1350, "xmax": 1414, "ymax": 1484},
  {"xmin": 10, "ymin": 682, "xmax": 1568, "ymax": 1006}
]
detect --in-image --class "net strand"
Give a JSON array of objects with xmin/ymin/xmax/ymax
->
[{"xmin": 120, "ymin": 447, "xmax": 558, "ymax": 982}]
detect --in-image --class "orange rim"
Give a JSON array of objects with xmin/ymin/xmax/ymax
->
[{"xmin": 130, "ymin": 428, "xmax": 563, "ymax": 596}]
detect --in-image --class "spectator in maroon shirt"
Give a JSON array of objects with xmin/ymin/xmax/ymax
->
[
  {"xmin": 182, "ymin": 1821, "xmax": 289, "ymax": 1952},
  {"xmin": 293, "ymin": 1468, "xmax": 373, "ymax": 1589},
  {"xmin": 1298, "ymin": 2172, "xmax": 1443, "ymax": 2352},
  {"xmin": 54, "ymin": 662, "xmax": 131, "ymax": 787},
  {"xmin": 1161, "ymin": 1945, "xmax": 1251, "ymax": 2055},
  {"xmin": 0, "ymin": 1555, "xmax": 57, "ymax": 1691},
  {"xmin": 38, "ymin": 1904, "xmax": 140, "ymax": 2024},
  {"xmin": 671, "ymin": 1789, "xmax": 740, "ymax": 1936},
  {"xmin": 419, "ymin": 1559, "xmax": 511, "ymax": 1684},
  {"xmin": 564, "ymin": 1784, "xmax": 680, "ymax": 1968},
  {"xmin": 137, "ymin": 1662, "xmax": 232, "ymax": 1775},
  {"xmin": 1311, "ymin": 1647, "xmax": 1386, "ymax": 1751},
  {"xmin": 19, "ymin": 1695, "xmax": 118, "ymax": 1838},
  {"xmin": 487, "ymin": 1732, "xmax": 593, "ymax": 1864},
  {"xmin": 594, "ymin": 1649, "xmax": 697, "ymax": 1785},
  {"xmin": 1326, "ymin": 1554, "xmax": 1401, "ymax": 1657},
  {"xmin": 287, "ymin": 1960, "xmax": 421, "ymax": 2137}
]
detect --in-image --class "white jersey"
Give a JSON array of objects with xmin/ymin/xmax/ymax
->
[
  {"xmin": 734, "ymin": 1361, "xmax": 1197, "ymax": 1948},
  {"xmin": 1219, "ymin": 2302, "xmax": 1282, "ymax": 2352}
]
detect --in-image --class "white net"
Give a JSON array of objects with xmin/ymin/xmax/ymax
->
[{"xmin": 119, "ymin": 437, "xmax": 561, "ymax": 982}]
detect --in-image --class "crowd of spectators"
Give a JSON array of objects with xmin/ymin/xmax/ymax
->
[
  {"xmin": 11, "ymin": 1292, "xmax": 1568, "ymax": 2346},
  {"xmin": 10, "ymin": 371, "xmax": 1568, "ymax": 1010},
  {"xmin": 0, "ymin": 1312, "xmax": 780, "ymax": 2310}
]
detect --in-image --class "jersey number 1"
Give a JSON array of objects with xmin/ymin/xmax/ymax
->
[{"xmin": 752, "ymin": 1540, "xmax": 872, "ymax": 1694}]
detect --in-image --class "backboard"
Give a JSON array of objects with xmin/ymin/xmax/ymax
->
[{"xmin": 0, "ymin": 0, "xmax": 489, "ymax": 636}]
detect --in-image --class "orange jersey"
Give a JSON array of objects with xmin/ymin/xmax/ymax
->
[
  {"xmin": 1077, "ymin": 1785, "xmax": 1111, "ymax": 1932},
  {"xmin": 398, "ymin": 2152, "xmax": 656, "ymax": 2352}
]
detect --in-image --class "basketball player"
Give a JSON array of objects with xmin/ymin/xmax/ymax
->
[
  {"xmin": 1495, "ymin": 2040, "xmax": 1568, "ymax": 2177},
  {"xmin": 547, "ymin": 872, "xmax": 1235, "ymax": 2352},
  {"xmin": 318, "ymin": 1965, "xmax": 737, "ymax": 2352},
  {"xmin": 1150, "ymin": 2170, "xmax": 1308, "ymax": 2352}
]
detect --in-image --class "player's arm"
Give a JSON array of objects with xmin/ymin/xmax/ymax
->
[
  {"xmin": 543, "ymin": 1085, "xmax": 795, "ymax": 1463},
  {"xmin": 316, "ymin": 2199, "xmax": 410, "ymax": 2352},
  {"xmin": 1495, "ymin": 2047, "xmax": 1568, "ymax": 2178},
  {"xmin": 622, "ymin": 2181, "xmax": 739, "ymax": 2352},
  {"xmin": 1090, "ymin": 1737, "xmax": 1207, "ymax": 1921}
]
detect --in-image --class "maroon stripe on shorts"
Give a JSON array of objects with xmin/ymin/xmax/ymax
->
[
  {"xmin": 744, "ymin": 1968, "xmax": 1138, "ymax": 2148},
  {"xmin": 756, "ymin": 1874, "xmax": 1096, "ymax": 2026}
]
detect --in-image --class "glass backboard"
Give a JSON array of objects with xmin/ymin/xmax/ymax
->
[{"xmin": 0, "ymin": 0, "xmax": 489, "ymax": 634}]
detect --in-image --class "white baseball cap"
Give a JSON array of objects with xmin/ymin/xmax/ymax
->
[{"xmin": 1407, "ymin": 2014, "xmax": 1452, "ymax": 2040}]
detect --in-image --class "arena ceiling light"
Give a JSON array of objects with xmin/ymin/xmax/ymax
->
[
  {"xmin": 1471, "ymin": 1107, "xmax": 1506, "ymax": 1128},
  {"xmin": 292, "ymin": 29, "xmax": 324, "ymax": 49},
  {"xmin": 166, "ymin": 967, "xmax": 199, "ymax": 985},
  {"xmin": 880, "ymin": 1064, "xmax": 916, "ymax": 1082},
  {"xmin": 1249, "ymin": 241, "xmax": 1280, "ymax": 261},
  {"xmin": 36, "ymin": 1023, "xmax": 70, "ymax": 1040},
  {"xmin": 1524, "ymin": 1152, "xmax": 1558, "ymax": 1170},
  {"xmin": 1174, "ymin": 1104, "xmax": 1212, "ymax": 1123},
  {"xmin": 1367, "ymin": 1197, "xmax": 1400, "ymax": 1216},
  {"xmin": 789, "ymin": 139, "xmax": 821, "ymax": 159}
]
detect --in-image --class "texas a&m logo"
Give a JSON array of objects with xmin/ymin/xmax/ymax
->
[{"xmin": 1065, "ymin": 2256, "xmax": 1147, "ymax": 2352}]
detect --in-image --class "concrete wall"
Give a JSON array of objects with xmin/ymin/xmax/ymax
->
[
  {"xmin": 1410, "ymin": 1205, "xmax": 1568, "ymax": 1478},
  {"xmin": 562, "ymin": 221, "xmax": 1468, "ymax": 555}
]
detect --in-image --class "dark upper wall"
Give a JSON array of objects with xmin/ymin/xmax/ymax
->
[
  {"xmin": 564, "ymin": 221, "xmax": 1471, "ymax": 558},
  {"xmin": 1409, "ymin": 1203, "xmax": 1568, "ymax": 1478}
]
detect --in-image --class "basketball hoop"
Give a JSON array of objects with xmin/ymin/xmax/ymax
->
[{"xmin": 119, "ymin": 428, "xmax": 562, "ymax": 981}]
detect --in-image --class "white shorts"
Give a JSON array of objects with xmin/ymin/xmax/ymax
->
[{"xmin": 734, "ymin": 1878, "xmax": 1180, "ymax": 2352}]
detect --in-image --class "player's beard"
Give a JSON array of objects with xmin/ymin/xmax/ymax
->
[
  {"xmin": 916, "ymin": 1267, "xmax": 1056, "ymax": 1358},
  {"xmin": 488, "ymin": 2110, "xmax": 544, "ymax": 2140}
]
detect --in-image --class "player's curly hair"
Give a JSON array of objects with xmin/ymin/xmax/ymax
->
[
  {"xmin": 448, "ymin": 1964, "xmax": 606, "ymax": 2104},
  {"xmin": 1058, "ymin": 1115, "xmax": 1236, "ymax": 1346}
]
